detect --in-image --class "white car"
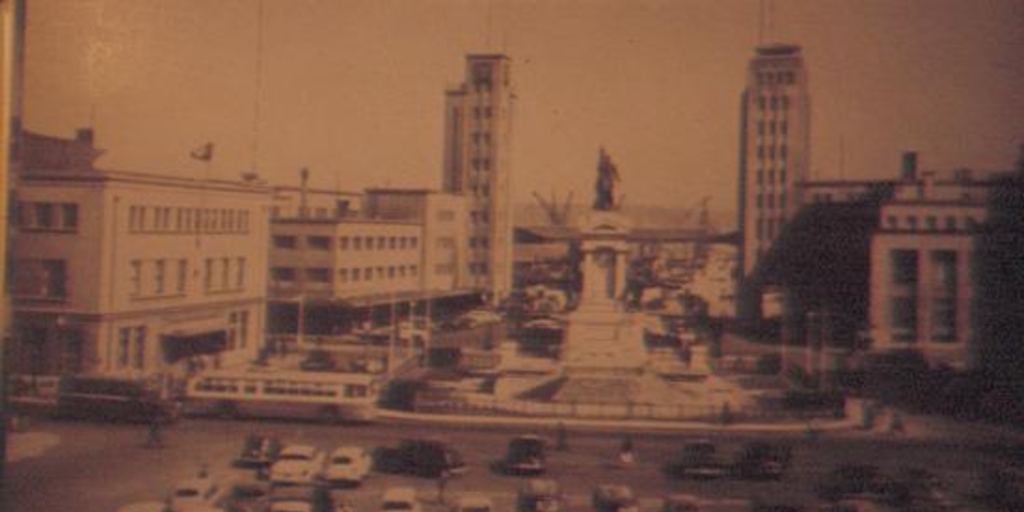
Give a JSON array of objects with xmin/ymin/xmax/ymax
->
[
  {"xmin": 322, "ymin": 446, "xmax": 371, "ymax": 486},
  {"xmin": 453, "ymin": 493, "xmax": 495, "ymax": 512},
  {"xmin": 169, "ymin": 476, "xmax": 223, "ymax": 511},
  {"xmin": 380, "ymin": 486, "xmax": 422, "ymax": 512},
  {"xmin": 270, "ymin": 444, "xmax": 325, "ymax": 485}
]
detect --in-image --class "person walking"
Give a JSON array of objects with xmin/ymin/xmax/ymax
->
[
  {"xmin": 618, "ymin": 434, "xmax": 635, "ymax": 467},
  {"xmin": 436, "ymin": 469, "xmax": 450, "ymax": 504},
  {"xmin": 146, "ymin": 412, "xmax": 165, "ymax": 448}
]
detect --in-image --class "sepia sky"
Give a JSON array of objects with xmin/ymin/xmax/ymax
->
[{"xmin": 22, "ymin": 0, "xmax": 1024, "ymax": 219}]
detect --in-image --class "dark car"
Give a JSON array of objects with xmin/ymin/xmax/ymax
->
[
  {"xmin": 236, "ymin": 435, "xmax": 283, "ymax": 469},
  {"xmin": 374, "ymin": 439, "xmax": 467, "ymax": 478},
  {"xmin": 814, "ymin": 464, "xmax": 901, "ymax": 504},
  {"xmin": 733, "ymin": 442, "xmax": 792, "ymax": 480},
  {"xmin": 498, "ymin": 435, "xmax": 546, "ymax": 475},
  {"xmin": 300, "ymin": 350, "xmax": 337, "ymax": 372},
  {"xmin": 592, "ymin": 484, "xmax": 639, "ymax": 512},
  {"xmin": 663, "ymin": 440, "xmax": 731, "ymax": 479}
]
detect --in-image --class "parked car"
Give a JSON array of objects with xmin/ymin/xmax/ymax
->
[
  {"xmin": 661, "ymin": 494, "xmax": 701, "ymax": 512},
  {"xmin": 453, "ymin": 493, "xmax": 496, "ymax": 512},
  {"xmin": 322, "ymin": 446, "xmax": 372, "ymax": 487},
  {"xmin": 374, "ymin": 439, "xmax": 467, "ymax": 478},
  {"xmin": 662, "ymin": 440, "xmax": 731, "ymax": 479},
  {"xmin": 732, "ymin": 442, "xmax": 792, "ymax": 480},
  {"xmin": 270, "ymin": 445, "xmax": 325, "ymax": 485},
  {"xmin": 498, "ymin": 435, "xmax": 546, "ymax": 475},
  {"xmin": 517, "ymin": 478, "xmax": 563, "ymax": 512},
  {"xmin": 267, "ymin": 486, "xmax": 346, "ymax": 512},
  {"xmin": 169, "ymin": 476, "xmax": 223, "ymax": 512},
  {"xmin": 379, "ymin": 486, "xmax": 422, "ymax": 512},
  {"xmin": 236, "ymin": 435, "xmax": 283, "ymax": 469},
  {"xmin": 814, "ymin": 464, "xmax": 900, "ymax": 504},
  {"xmin": 300, "ymin": 350, "xmax": 337, "ymax": 372},
  {"xmin": 592, "ymin": 484, "xmax": 640, "ymax": 512}
]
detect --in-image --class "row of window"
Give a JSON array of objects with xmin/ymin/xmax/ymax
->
[
  {"xmin": 889, "ymin": 249, "xmax": 958, "ymax": 292},
  {"xmin": 755, "ymin": 192, "xmax": 788, "ymax": 211},
  {"xmin": 756, "ymin": 167, "xmax": 788, "ymax": 186},
  {"xmin": 271, "ymin": 264, "xmax": 421, "ymax": 284},
  {"xmin": 16, "ymin": 202, "xmax": 79, "ymax": 232},
  {"xmin": 128, "ymin": 205, "xmax": 252, "ymax": 234},
  {"xmin": 756, "ymin": 119, "xmax": 789, "ymax": 136},
  {"xmin": 129, "ymin": 257, "xmax": 246, "ymax": 298},
  {"xmin": 468, "ymin": 262, "xmax": 490, "ymax": 275},
  {"xmin": 884, "ymin": 214, "xmax": 979, "ymax": 233},
  {"xmin": 755, "ymin": 217, "xmax": 784, "ymax": 241},
  {"xmin": 12, "ymin": 259, "xmax": 67, "ymax": 299},
  {"xmin": 469, "ymin": 236, "xmax": 490, "ymax": 249},
  {"xmin": 756, "ymin": 143, "xmax": 789, "ymax": 160},
  {"xmin": 469, "ymin": 210, "xmax": 491, "ymax": 224},
  {"xmin": 757, "ymin": 70, "xmax": 797, "ymax": 86},
  {"xmin": 756, "ymin": 94, "xmax": 791, "ymax": 111},
  {"xmin": 273, "ymin": 235, "xmax": 420, "ymax": 251}
]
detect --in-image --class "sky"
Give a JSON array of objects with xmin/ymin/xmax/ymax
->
[{"xmin": 22, "ymin": 0, "xmax": 1024, "ymax": 221}]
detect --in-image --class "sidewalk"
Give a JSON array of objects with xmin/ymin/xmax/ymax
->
[{"xmin": 5, "ymin": 430, "xmax": 61, "ymax": 463}]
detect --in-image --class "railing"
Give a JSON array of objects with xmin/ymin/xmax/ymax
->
[{"xmin": 412, "ymin": 389, "xmax": 845, "ymax": 423}]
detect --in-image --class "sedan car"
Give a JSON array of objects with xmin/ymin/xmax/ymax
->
[
  {"xmin": 379, "ymin": 486, "xmax": 422, "ymax": 512},
  {"xmin": 322, "ymin": 446, "xmax": 372, "ymax": 487},
  {"xmin": 270, "ymin": 444, "xmax": 325, "ymax": 486},
  {"xmin": 453, "ymin": 493, "xmax": 496, "ymax": 512},
  {"xmin": 592, "ymin": 484, "xmax": 640, "ymax": 512},
  {"xmin": 169, "ymin": 476, "xmax": 223, "ymax": 512}
]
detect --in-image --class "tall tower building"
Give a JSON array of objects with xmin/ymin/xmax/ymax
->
[
  {"xmin": 442, "ymin": 54, "xmax": 515, "ymax": 302},
  {"xmin": 737, "ymin": 44, "xmax": 810, "ymax": 318}
]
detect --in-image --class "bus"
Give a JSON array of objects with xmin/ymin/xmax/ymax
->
[
  {"xmin": 182, "ymin": 369, "xmax": 380, "ymax": 423},
  {"xmin": 54, "ymin": 374, "xmax": 179, "ymax": 423}
]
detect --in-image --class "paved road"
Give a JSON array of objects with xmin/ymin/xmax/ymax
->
[{"xmin": 1, "ymin": 416, "xmax": 1008, "ymax": 512}]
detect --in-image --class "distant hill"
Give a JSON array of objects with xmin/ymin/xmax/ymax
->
[{"xmin": 514, "ymin": 201, "xmax": 735, "ymax": 231}]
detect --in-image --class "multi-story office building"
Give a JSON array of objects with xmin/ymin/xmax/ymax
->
[
  {"xmin": 268, "ymin": 187, "xmax": 469, "ymax": 335},
  {"xmin": 737, "ymin": 44, "xmax": 810, "ymax": 319},
  {"xmin": 442, "ymin": 54, "xmax": 515, "ymax": 303},
  {"xmin": 10, "ymin": 129, "xmax": 270, "ymax": 377},
  {"xmin": 868, "ymin": 155, "xmax": 992, "ymax": 368}
]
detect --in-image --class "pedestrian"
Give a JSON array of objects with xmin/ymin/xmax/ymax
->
[
  {"xmin": 436, "ymin": 469, "xmax": 450, "ymax": 504},
  {"xmin": 555, "ymin": 421, "xmax": 568, "ymax": 451},
  {"xmin": 618, "ymin": 434, "xmax": 635, "ymax": 467},
  {"xmin": 146, "ymin": 412, "xmax": 165, "ymax": 448}
]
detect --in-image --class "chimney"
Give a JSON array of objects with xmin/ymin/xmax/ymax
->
[
  {"xmin": 299, "ymin": 167, "xmax": 310, "ymax": 218},
  {"xmin": 900, "ymin": 151, "xmax": 918, "ymax": 181}
]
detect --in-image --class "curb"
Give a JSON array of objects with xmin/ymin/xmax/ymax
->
[{"xmin": 377, "ymin": 408, "xmax": 860, "ymax": 435}]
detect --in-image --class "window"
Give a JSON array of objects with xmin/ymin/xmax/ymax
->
[
  {"xmin": 204, "ymin": 259, "xmax": 214, "ymax": 290},
  {"xmin": 306, "ymin": 268, "xmax": 331, "ymax": 283},
  {"xmin": 891, "ymin": 297, "xmax": 917, "ymax": 343},
  {"xmin": 351, "ymin": 268, "xmax": 361, "ymax": 281},
  {"xmin": 34, "ymin": 203, "xmax": 54, "ymax": 229},
  {"xmin": 376, "ymin": 267, "xmax": 384, "ymax": 279},
  {"xmin": 132, "ymin": 326, "xmax": 146, "ymax": 369},
  {"xmin": 891, "ymin": 250, "xmax": 918, "ymax": 286},
  {"xmin": 944, "ymin": 216, "xmax": 957, "ymax": 232},
  {"xmin": 388, "ymin": 266, "xmax": 395, "ymax": 278},
  {"xmin": 338, "ymin": 269, "xmax": 349, "ymax": 282},
  {"xmin": 906, "ymin": 216, "xmax": 918, "ymax": 231},
  {"xmin": 236, "ymin": 257, "xmax": 245, "ymax": 288},
  {"xmin": 61, "ymin": 204, "xmax": 78, "ymax": 230},
  {"xmin": 117, "ymin": 328, "xmax": 131, "ymax": 368},
  {"xmin": 410, "ymin": 237, "xmax": 418, "ymax": 249},
  {"xmin": 780, "ymin": 120, "xmax": 788, "ymax": 135},
  {"xmin": 221, "ymin": 257, "xmax": 230, "ymax": 290},
  {"xmin": 353, "ymin": 236, "xmax": 362, "ymax": 250},
  {"xmin": 756, "ymin": 169, "xmax": 764, "ymax": 185},
  {"xmin": 925, "ymin": 216, "xmax": 937, "ymax": 231},
  {"xmin": 365, "ymin": 237, "xmax": 374, "ymax": 250},
  {"xmin": 410, "ymin": 265, "xmax": 418, "ymax": 277},
  {"xmin": 154, "ymin": 259, "xmax": 166, "ymax": 294},
  {"xmin": 339, "ymin": 237, "xmax": 350, "ymax": 250},
  {"xmin": 130, "ymin": 260, "xmax": 142, "ymax": 296},
  {"xmin": 932, "ymin": 251, "xmax": 957, "ymax": 295},
  {"xmin": 377, "ymin": 236, "xmax": 386, "ymax": 248},
  {"xmin": 13, "ymin": 259, "xmax": 68, "ymax": 299},
  {"xmin": 177, "ymin": 259, "xmax": 188, "ymax": 293},
  {"xmin": 364, "ymin": 267, "xmax": 373, "ymax": 281},
  {"xmin": 886, "ymin": 215, "xmax": 898, "ymax": 230},
  {"xmin": 389, "ymin": 237, "xmax": 397, "ymax": 250},
  {"xmin": 308, "ymin": 236, "xmax": 331, "ymax": 250},
  {"xmin": 273, "ymin": 235, "xmax": 297, "ymax": 249},
  {"xmin": 271, "ymin": 267, "xmax": 297, "ymax": 282}
]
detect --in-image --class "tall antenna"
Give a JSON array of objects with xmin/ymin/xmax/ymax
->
[{"xmin": 250, "ymin": 0, "xmax": 266, "ymax": 173}]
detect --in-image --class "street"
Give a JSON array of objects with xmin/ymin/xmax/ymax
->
[{"xmin": 1, "ymin": 416, "xmax": 1005, "ymax": 512}]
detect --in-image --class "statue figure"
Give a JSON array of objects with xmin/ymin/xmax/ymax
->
[{"xmin": 593, "ymin": 147, "xmax": 620, "ymax": 211}]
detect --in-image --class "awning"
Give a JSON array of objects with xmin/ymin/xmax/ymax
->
[{"xmin": 161, "ymin": 330, "xmax": 227, "ymax": 363}]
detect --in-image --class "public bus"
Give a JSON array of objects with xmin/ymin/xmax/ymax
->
[{"xmin": 182, "ymin": 369, "xmax": 380, "ymax": 423}]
